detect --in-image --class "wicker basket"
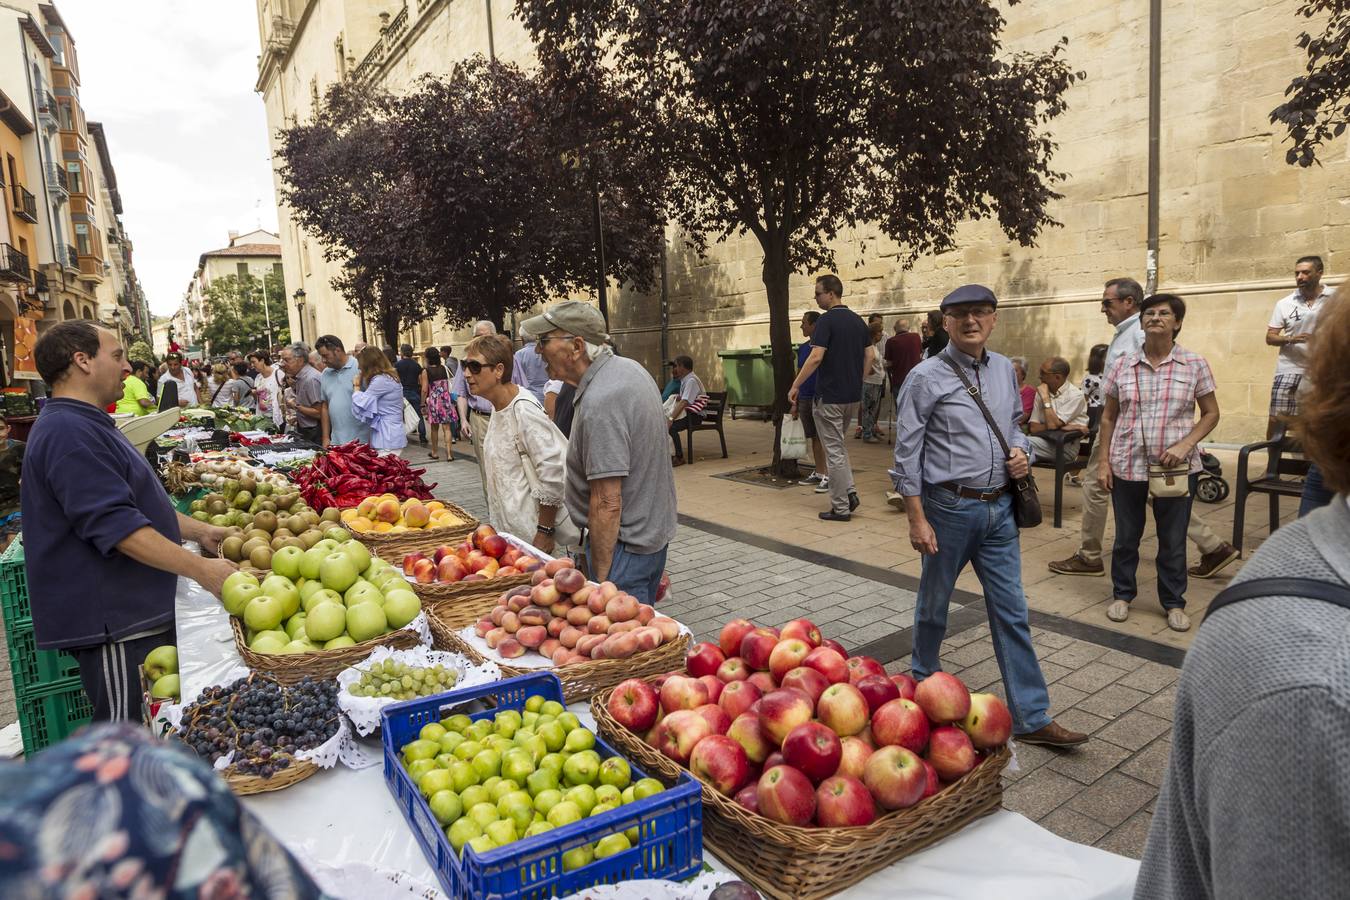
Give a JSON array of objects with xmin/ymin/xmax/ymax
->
[
  {"xmin": 230, "ymin": 617, "xmax": 423, "ymax": 684},
  {"xmin": 224, "ymin": 758, "xmax": 319, "ymax": 795},
  {"xmin": 592, "ymin": 683, "xmax": 1009, "ymax": 900},
  {"xmin": 348, "ymin": 501, "xmax": 479, "ymax": 557},
  {"xmin": 424, "ymin": 592, "xmax": 507, "ymax": 637},
  {"xmin": 432, "ymin": 627, "xmax": 692, "ymax": 704}
]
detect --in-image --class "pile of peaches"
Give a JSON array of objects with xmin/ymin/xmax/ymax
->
[
  {"xmin": 403, "ymin": 524, "xmax": 545, "ymax": 585},
  {"xmin": 342, "ymin": 495, "xmax": 467, "ymax": 534}
]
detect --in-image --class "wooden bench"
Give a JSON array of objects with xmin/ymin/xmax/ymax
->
[
  {"xmin": 1232, "ymin": 424, "xmax": 1309, "ymax": 553},
  {"xmin": 1030, "ymin": 406, "xmax": 1102, "ymax": 528},
  {"xmin": 685, "ymin": 391, "xmax": 729, "ymax": 462}
]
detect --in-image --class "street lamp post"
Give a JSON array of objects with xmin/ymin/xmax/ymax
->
[
  {"xmin": 293, "ymin": 288, "xmax": 307, "ymax": 343},
  {"xmin": 256, "ymin": 279, "xmax": 274, "ymax": 351}
]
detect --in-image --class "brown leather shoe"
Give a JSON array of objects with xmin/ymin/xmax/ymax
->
[
  {"xmin": 1015, "ymin": 721, "xmax": 1089, "ymax": 748},
  {"xmin": 1189, "ymin": 543, "xmax": 1239, "ymax": 578},
  {"xmin": 1048, "ymin": 553, "xmax": 1105, "ymax": 577}
]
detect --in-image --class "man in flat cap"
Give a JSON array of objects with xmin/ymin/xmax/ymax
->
[
  {"xmin": 522, "ymin": 301, "xmax": 676, "ymax": 604},
  {"xmin": 890, "ymin": 285, "xmax": 1087, "ymax": 748}
]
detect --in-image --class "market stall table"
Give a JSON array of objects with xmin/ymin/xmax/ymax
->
[{"xmin": 173, "ymin": 571, "xmax": 1140, "ymax": 900}]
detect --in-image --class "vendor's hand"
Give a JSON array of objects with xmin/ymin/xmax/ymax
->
[
  {"xmin": 1160, "ymin": 441, "xmax": 1192, "ymax": 468},
  {"xmin": 534, "ymin": 531, "xmax": 556, "ymax": 555},
  {"xmin": 194, "ymin": 556, "xmax": 238, "ymax": 600},
  {"xmin": 199, "ymin": 524, "xmax": 229, "ymax": 558},
  {"xmin": 1006, "ymin": 448, "xmax": 1029, "ymax": 479},
  {"xmin": 908, "ymin": 516, "xmax": 939, "ymax": 555},
  {"xmin": 1100, "ymin": 460, "xmax": 1114, "ymax": 492}
]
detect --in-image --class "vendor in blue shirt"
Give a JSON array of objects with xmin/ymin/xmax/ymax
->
[
  {"xmin": 315, "ymin": 334, "xmax": 372, "ymax": 447},
  {"xmin": 21, "ymin": 322, "xmax": 236, "ymax": 723}
]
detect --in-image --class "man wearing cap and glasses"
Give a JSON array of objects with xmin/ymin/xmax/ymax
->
[
  {"xmin": 891, "ymin": 284, "xmax": 1087, "ymax": 748},
  {"xmin": 522, "ymin": 301, "xmax": 677, "ymax": 604}
]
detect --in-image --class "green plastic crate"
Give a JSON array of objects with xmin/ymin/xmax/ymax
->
[
  {"xmin": 18, "ymin": 676, "xmax": 93, "ymax": 756},
  {"xmin": 5, "ymin": 618, "xmax": 80, "ymax": 691},
  {"xmin": 0, "ymin": 538, "xmax": 28, "ymax": 626},
  {"xmin": 172, "ymin": 487, "xmax": 207, "ymax": 514}
]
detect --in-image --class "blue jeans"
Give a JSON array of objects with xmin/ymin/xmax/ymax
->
[
  {"xmin": 1110, "ymin": 475, "xmax": 1196, "ymax": 610},
  {"xmin": 402, "ymin": 388, "xmax": 425, "ymax": 442},
  {"xmin": 912, "ymin": 486, "xmax": 1051, "ymax": 734},
  {"xmin": 590, "ymin": 541, "xmax": 668, "ymax": 606},
  {"xmin": 1299, "ymin": 464, "xmax": 1334, "ymax": 517}
]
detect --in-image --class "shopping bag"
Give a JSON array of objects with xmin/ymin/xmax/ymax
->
[
  {"xmin": 402, "ymin": 399, "xmax": 421, "ymax": 435},
  {"xmin": 780, "ymin": 417, "xmax": 808, "ymax": 461}
]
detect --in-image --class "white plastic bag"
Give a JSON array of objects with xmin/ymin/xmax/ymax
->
[
  {"xmin": 403, "ymin": 399, "xmax": 421, "ymax": 435},
  {"xmin": 780, "ymin": 416, "xmax": 808, "ymax": 461}
]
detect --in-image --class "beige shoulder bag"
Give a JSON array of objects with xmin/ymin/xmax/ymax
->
[{"xmin": 1141, "ymin": 368, "xmax": 1190, "ymax": 498}]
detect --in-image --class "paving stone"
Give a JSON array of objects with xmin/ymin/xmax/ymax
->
[
  {"xmin": 1118, "ymin": 661, "xmax": 1181, "ymax": 693},
  {"xmin": 1066, "ymin": 771, "xmax": 1156, "ymax": 827},
  {"xmin": 1038, "ymin": 660, "xmax": 1074, "ymax": 684},
  {"xmin": 1095, "ymin": 710, "xmax": 1173, "ymax": 752},
  {"xmin": 945, "ymin": 624, "xmax": 990, "ymax": 647},
  {"xmin": 1135, "ymin": 685, "xmax": 1179, "ymax": 721},
  {"xmin": 1003, "ymin": 741, "xmax": 1060, "ymax": 782},
  {"xmin": 945, "ymin": 640, "xmax": 996, "ymax": 668},
  {"xmin": 1075, "ymin": 683, "xmax": 1150, "ymax": 720},
  {"xmin": 1000, "ymin": 766, "xmax": 1084, "ymax": 820},
  {"xmin": 1031, "ymin": 629, "xmax": 1075, "ymax": 650},
  {"xmin": 1053, "ymin": 707, "xmax": 1112, "ymax": 737},
  {"xmin": 1047, "ymin": 682, "xmax": 1088, "ymax": 715},
  {"xmin": 1096, "ymin": 809, "xmax": 1155, "ymax": 860},
  {"xmin": 1046, "ymin": 642, "xmax": 1110, "ymax": 669},
  {"xmin": 1095, "ymin": 648, "xmax": 1150, "ymax": 672},
  {"xmin": 1056, "ymin": 660, "xmax": 1130, "ymax": 694},
  {"xmin": 1040, "ymin": 807, "xmax": 1111, "ymax": 845},
  {"xmin": 1119, "ymin": 737, "xmax": 1173, "ymax": 788},
  {"xmin": 1047, "ymin": 739, "xmax": 1133, "ymax": 785},
  {"xmin": 954, "ymin": 657, "xmax": 1004, "ymax": 692}
]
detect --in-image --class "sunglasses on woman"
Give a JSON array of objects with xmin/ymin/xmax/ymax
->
[{"xmin": 461, "ymin": 360, "xmax": 498, "ymax": 374}]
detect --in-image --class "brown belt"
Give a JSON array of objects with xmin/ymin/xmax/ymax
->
[{"xmin": 939, "ymin": 482, "xmax": 1006, "ymax": 502}]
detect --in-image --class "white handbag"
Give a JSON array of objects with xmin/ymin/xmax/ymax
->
[{"xmin": 402, "ymin": 399, "xmax": 421, "ymax": 435}]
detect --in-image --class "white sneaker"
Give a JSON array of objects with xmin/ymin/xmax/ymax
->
[
  {"xmin": 803, "ymin": 471, "xmax": 825, "ymax": 484},
  {"xmin": 814, "ymin": 477, "xmax": 831, "ymax": 493}
]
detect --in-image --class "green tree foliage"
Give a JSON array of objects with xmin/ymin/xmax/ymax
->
[
  {"xmin": 516, "ymin": 0, "xmax": 1080, "ymax": 471},
  {"xmin": 199, "ymin": 272, "xmax": 291, "ymax": 355},
  {"xmin": 1272, "ymin": 0, "xmax": 1350, "ymax": 166},
  {"xmin": 127, "ymin": 339, "xmax": 156, "ymax": 367}
]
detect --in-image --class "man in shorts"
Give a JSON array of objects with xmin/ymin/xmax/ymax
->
[{"xmin": 1265, "ymin": 255, "xmax": 1332, "ymax": 438}]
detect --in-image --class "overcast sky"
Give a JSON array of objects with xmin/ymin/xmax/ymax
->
[{"xmin": 60, "ymin": 1, "xmax": 279, "ymax": 315}]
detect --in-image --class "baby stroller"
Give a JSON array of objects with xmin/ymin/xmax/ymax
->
[{"xmin": 1194, "ymin": 450, "xmax": 1229, "ymax": 503}]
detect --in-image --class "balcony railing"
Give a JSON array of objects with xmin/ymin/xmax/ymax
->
[
  {"xmin": 44, "ymin": 160, "xmax": 66, "ymax": 200},
  {"xmin": 64, "ymin": 244, "xmax": 79, "ymax": 271},
  {"xmin": 0, "ymin": 243, "xmax": 30, "ymax": 282},
  {"xmin": 35, "ymin": 90, "xmax": 57, "ymax": 132},
  {"xmin": 12, "ymin": 186, "xmax": 36, "ymax": 223}
]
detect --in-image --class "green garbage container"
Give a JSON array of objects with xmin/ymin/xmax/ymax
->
[{"xmin": 717, "ymin": 347, "xmax": 775, "ymax": 411}]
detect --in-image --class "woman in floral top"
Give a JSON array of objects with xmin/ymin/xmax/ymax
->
[{"xmin": 1097, "ymin": 294, "xmax": 1220, "ymax": 633}]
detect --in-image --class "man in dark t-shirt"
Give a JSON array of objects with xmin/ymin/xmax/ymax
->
[
  {"xmin": 789, "ymin": 274, "xmax": 873, "ymax": 521},
  {"xmin": 395, "ymin": 343, "xmax": 426, "ymax": 445}
]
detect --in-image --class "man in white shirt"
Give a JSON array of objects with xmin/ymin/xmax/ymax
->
[
  {"xmin": 1027, "ymin": 357, "xmax": 1088, "ymax": 464},
  {"xmin": 1265, "ymin": 255, "xmax": 1332, "ymax": 438},
  {"xmin": 156, "ymin": 352, "xmax": 196, "ymax": 407},
  {"xmin": 667, "ymin": 355, "xmax": 708, "ymax": 466}
]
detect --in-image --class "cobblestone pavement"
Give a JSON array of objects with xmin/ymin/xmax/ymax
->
[{"xmin": 2, "ymin": 444, "xmax": 1179, "ymax": 859}]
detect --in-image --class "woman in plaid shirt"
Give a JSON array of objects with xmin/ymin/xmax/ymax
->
[{"xmin": 1097, "ymin": 294, "xmax": 1221, "ymax": 632}]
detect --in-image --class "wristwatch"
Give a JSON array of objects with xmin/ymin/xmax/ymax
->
[{"xmin": 536, "ymin": 524, "xmax": 555, "ymax": 536}]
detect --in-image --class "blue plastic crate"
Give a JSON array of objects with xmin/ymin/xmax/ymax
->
[{"xmin": 382, "ymin": 672, "xmax": 703, "ymax": 900}]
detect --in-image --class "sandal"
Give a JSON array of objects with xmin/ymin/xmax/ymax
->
[
  {"xmin": 1106, "ymin": 600, "xmax": 1130, "ymax": 622},
  {"xmin": 1166, "ymin": 608, "xmax": 1191, "ymax": 632}
]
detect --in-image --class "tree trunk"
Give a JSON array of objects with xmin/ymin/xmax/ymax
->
[
  {"xmin": 381, "ymin": 307, "xmax": 399, "ymax": 350},
  {"xmin": 761, "ymin": 240, "xmax": 799, "ymax": 478}
]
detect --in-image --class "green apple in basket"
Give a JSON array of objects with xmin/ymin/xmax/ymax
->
[
  {"xmin": 383, "ymin": 591, "xmax": 420, "ymax": 629},
  {"xmin": 271, "ymin": 545, "xmax": 305, "ymax": 580},
  {"xmin": 303, "ymin": 588, "xmax": 344, "ymax": 614},
  {"xmin": 260, "ymin": 575, "xmax": 301, "ymax": 619},
  {"xmin": 345, "ymin": 602, "xmax": 387, "ymax": 642},
  {"xmin": 299, "ymin": 546, "xmax": 328, "ymax": 580},
  {"xmin": 221, "ymin": 571, "xmax": 261, "ymax": 616},
  {"xmin": 319, "ymin": 552, "xmax": 359, "ymax": 593},
  {"xmin": 344, "ymin": 580, "xmax": 384, "ymax": 609},
  {"xmin": 143, "ymin": 645, "xmax": 178, "ymax": 680},
  {"xmin": 304, "ymin": 601, "xmax": 347, "ymax": 643}
]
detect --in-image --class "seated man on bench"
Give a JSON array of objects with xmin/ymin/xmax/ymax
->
[{"xmin": 1028, "ymin": 357, "xmax": 1089, "ymax": 464}]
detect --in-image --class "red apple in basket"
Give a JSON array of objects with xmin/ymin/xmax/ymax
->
[
  {"xmin": 768, "ymin": 639, "xmax": 813, "ymax": 683},
  {"xmin": 608, "ymin": 678, "xmax": 660, "ymax": 733},
  {"xmin": 914, "ymin": 672, "xmax": 971, "ymax": 724},
  {"xmin": 690, "ymin": 734, "xmax": 751, "ymax": 796},
  {"xmin": 816, "ymin": 775, "xmax": 877, "ymax": 827},
  {"xmin": 717, "ymin": 657, "xmax": 750, "ymax": 683},
  {"xmin": 413, "ymin": 558, "xmax": 436, "ymax": 584},
  {"xmin": 890, "ymin": 673, "xmax": 918, "ymax": 701},
  {"xmin": 779, "ymin": 667, "xmax": 829, "ymax": 705},
  {"xmin": 757, "ymin": 688, "xmax": 814, "ymax": 746},
  {"xmin": 837, "ymin": 736, "xmax": 874, "ymax": 780},
  {"xmin": 471, "ymin": 523, "xmax": 497, "ymax": 548},
  {"xmin": 686, "ymin": 642, "xmax": 726, "ymax": 678},
  {"xmin": 845, "ymin": 656, "xmax": 885, "ymax": 684},
  {"xmin": 757, "ymin": 765, "xmax": 816, "ymax": 826},
  {"xmin": 746, "ymin": 671, "xmax": 777, "ymax": 694},
  {"xmin": 718, "ymin": 680, "xmax": 761, "ymax": 720},
  {"xmin": 802, "ymin": 647, "xmax": 849, "ymax": 684},
  {"xmin": 920, "ymin": 760, "xmax": 940, "ymax": 798},
  {"xmin": 763, "ymin": 750, "xmax": 785, "ymax": 771},
  {"xmin": 863, "ymin": 745, "xmax": 927, "ymax": 810},
  {"xmin": 431, "ymin": 546, "xmax": 453, "ymax": 564},
  {"xmin": 960, "ymin": 693, "xmax": 1013, "ymax": 750},
  {"xmin": 693, "ymin": 702, "xmax": 732, "ymax": 736},
  {"xmin": 740, "ymin": 628, "xmax": 780, "ymax": 672},
  {"xmin": 719, "ymin": 618, "xmax": 757, "ymax": 658},
  {"xmin": 821, "ymin": 638, "xmax": 847, "ymax": 658},
  {"xmin": 734, "ymin": 783, "xmax": 759, "ymax": 813},
  {"xmin": 660, "ymin": 675, "xmax": 709, "ymax": 714},
  {"xmin": 855, "ymin": 674, "xmax": 901, "ymax": 714},
  {"xmin": 654, "ymin": 710, "xmax": 712, "ymax": 765},
  {"xmin": 926, "ymin": 726, "xmax": 978, "ymax": 782},
  {"xmin": 871, "ymin": 698, "xmax": 930, "ymax": 754},
  {"xmin": 481, "ymin": 534, "xmax": 508, "ymax": 559},
  {"xmin": 697, "ymin": 675, "xmax": 725, "ymax": 705},
  {"xmin": 402, "ymin": 552, "xmax": 424, "ymax": 576},
  {"xmin": 779, "ymin": 618, "xmax": 822, "ymax": 648},
  {"xmin": 815, "ymin": 683, "xmax": 869, "ymax": 737},
  {"xmin": 781, "ymin": 721, "xmax": 842, "ymax": 783},
  {"xmin": 727, "ymin": 712, "xmax": 773, "ymax": 765}
]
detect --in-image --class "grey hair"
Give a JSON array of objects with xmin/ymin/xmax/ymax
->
[
  {"xmin": 583, "ymin": 340, "xmax": 606, "ymax": 360},
  {"xmin": 473, "ymin": 320, "xmax": 497, "ymax": 335},
  {"xmin": 283, "ymin": 342, "xmax": 310, "ymax": 359},
  {"xmin": 1104, "ymin": 277, "xmax": 1144, "ymax": 308},
  {"xmin": 1010, "ymin": 356, "xmax": 1028, "ymax": 374}
]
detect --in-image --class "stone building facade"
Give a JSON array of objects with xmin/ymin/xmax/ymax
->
[{"xmin": 255, "ymin": 0, "xmax": 1348, "ymax": 442}]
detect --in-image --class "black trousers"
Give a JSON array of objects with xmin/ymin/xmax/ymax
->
[
  {"xmin": 72, "ymin": 630, "xmax": 170, "ymax": 723},
  {"xmin": 670, "ymin": 413, "xmax": 696, "ymax": 458}
]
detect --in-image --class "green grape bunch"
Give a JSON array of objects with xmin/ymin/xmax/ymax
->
[{"xmin": 348, "ymin": 658, "xmax": 460, "ymax": 701}]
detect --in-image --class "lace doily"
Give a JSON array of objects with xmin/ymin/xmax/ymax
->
[
  {"xmin": 336, "ymin": 645, "xmax": 502, "ymax": 735},
  {"xmin": 557, "ymin": 870, "xmax": 742, "ymax": 900}
]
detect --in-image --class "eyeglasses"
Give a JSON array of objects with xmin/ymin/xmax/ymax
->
[
  {"xmin": 462, "ymin": 360, "xmax": 498, "ymax": 374},
  {"xmin": 535, "ymin": 334, "xmax": 576, "ymax": 348},
  {"xmin": 944, "ymin": 307, "xmax": 995, "ymax": 320},
  {"xmin": 1141, "ymin": 308, "xmax": 1176, "ymax": 319}
]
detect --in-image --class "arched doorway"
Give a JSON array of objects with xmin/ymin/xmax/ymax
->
[
  {"xmin": 81, "ymin": 304, "xmax": 94, "ymax": 320},
  {"xmin": 62, "ymin": 300, "xmax": 74, "ymax": 320}
]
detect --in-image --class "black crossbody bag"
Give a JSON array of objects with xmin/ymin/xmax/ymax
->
[
  {"xmin": 940, "ymin": 356, "xmax": 1042, "ymax": 529},
  {"xmin": 1206, "ymin": 578, "xmax": 1350, "ymax": 618}
]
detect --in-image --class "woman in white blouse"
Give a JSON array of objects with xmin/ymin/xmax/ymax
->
[{"xmin": 461, "ymin": 335, "xmax": 578, "ymax": 555}]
